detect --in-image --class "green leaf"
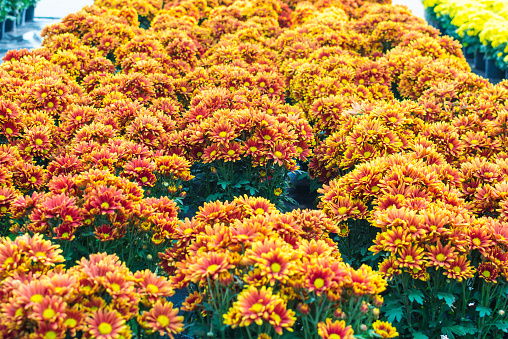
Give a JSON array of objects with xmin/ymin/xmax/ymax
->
[
  {"xmin": 232, "ymin": 179, "xmax": 250, "ymax": 188},
  {"xmin": 384, "ymin": 305, "xmax": 404, "ymax": 323},
  {"xmin": 476, "ymin": 306, "xmax": 492, "ymax": 318},
  {"xmin": 493, "ymin": 321, "xmax": 508, "ymax": 332},
  {"xmin": 441, "ymin": 323, "xmax": 478, "ymax": 339},
  {"xmin": 406, "ymin": 289, "xmax": 425, "ymax": 305},
  {"xmin": 217, "ymin": 180, "xmax": 231, "ymax": 189},
  {"xmin": 206, "ymin": 193, "xmax": 224, "ymax": 202},
  {"xmin": 437, "ymin": 292, "xmax": 456, "ymax": 308},
  {"xmin": 412, "ymin": 331, "xmax": 429, "ymax": 339}
]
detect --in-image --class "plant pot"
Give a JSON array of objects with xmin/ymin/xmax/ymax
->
[
  {"xmin": 474, "ymin": 51, "xmax": 485, "ymax": 71},
  {"xmin": 0, "ymin": 21, "xmax": 5, "ymax": 41},
  {"xmin": 25, "ymin": 5, "xmax": 35, "ymax": 22},
  {"xmin": 4, "ymin": 18, "xmax": 15, "ymax": 33},
  {"xmin": 18, "ymin": 9, "xmax": 26, "ymax": 26},
  {"xmin": 462, "ymin": 46, "xmax": 474, "ymax": 59},
  {"xmin": 485, "ymin": 59, "xmax": 505, "ymax": 79}
]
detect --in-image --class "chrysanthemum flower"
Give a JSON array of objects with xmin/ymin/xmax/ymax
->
[
  {"xmin": 138, "ymin": 300, "xmax": 184, "ymax": 338},
  {"xmin": 478, "ymin": 262, "xmax": 499, "ymax": 283},
  {"xmin": 445, "ymin": 255, "xmax": 475, "ymax": 282},
  {"xmin": 223, "ymin": 285, "xmax": 295, "ymax": 334},
  {"xmin": 85, "ymin": 309, "xmax": 128, "ymax": 339},
  {"xmin": 30, "ymin": 295, "xmax": 67, "ymax": 325},
  {"xmin": 425, "ymin": 241, "xmax": 457, "ymax": 269},
  {"xmin": 186, "ymin": 251, "xmax": 234, "ymax": 283},
  {"xmin": 372, "ymin": 320, "xmax": 399, "ymax": 338},
  {"xmin": 317, "ymin": 318, "xmax": 355, "ymax": 339},
  {"xmin": 135, "ymin": 269, "xmax": 175, "ymax": 306}
]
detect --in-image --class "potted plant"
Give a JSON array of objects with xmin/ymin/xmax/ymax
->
[
  {"xmin": 0, "ymin": 0, "xmax": 15, "ymax": 34},
  {"xmin": 25, "ymin": 0, "xmax": 38, "ymax": 22}
]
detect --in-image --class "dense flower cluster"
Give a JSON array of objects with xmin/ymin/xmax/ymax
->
[
  {"xmin": 2, "ymin": 0, "xmax": 508, "ymax": 337},
  {"xmin": 0, "ymin": 234, "xmax": 184, "ymax": 339},
  {"xmin": 160, "ymin": 196, "xmax": 393, "ymax": 338}
]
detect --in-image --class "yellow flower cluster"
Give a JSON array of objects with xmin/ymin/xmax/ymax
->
[{"xmin": 425, "ymin": 0, "xmax": 508, "ymax": 61}]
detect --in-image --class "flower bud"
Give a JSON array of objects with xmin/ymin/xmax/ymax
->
[
  {"xmin": 499, "ymin": 310, "xmax": 505, "ymax": 316},
  {"xmin": 360, "ymin": 324, "xmax": 368, "ymax": 331},
  {"xmin": 297, "ymin": 303, "xmax": 310, "ymax": 315},
  {"xmin": 146, "ymin": 254, "xmax": 153, "ymax": 260}
]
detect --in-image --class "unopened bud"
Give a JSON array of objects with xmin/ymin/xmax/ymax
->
[
  {"xmin": 499, "ymin": 310, "xmax": 505, "ymax": 316},
  {"xmin": 146, "ymin": 254, "xmax": 153, "ymax": 260},
  {"xmin": 360, "ymin": 324, "xmax": 368, "ymax": 331}
]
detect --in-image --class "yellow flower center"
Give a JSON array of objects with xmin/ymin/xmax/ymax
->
[
  {"xmin": 436, "ymin": 253, "xmax": 445, "ymax": 262},
  {"xmin": 405, "ymin": 255, "xmax": 413, "ymax": 262},
  {"xmin": 383, "ymin": 137, "xmax": 391, "ymax": 143},
  {"xmin": 482, "ymin": 270, "xmax": 491, "ymax": 278},
  {"xmin": 263, "ymin": 135, "xmax": 271, "ymax": 140},
  {"xmin": 31, "ymin": 294, "xmax": 44, "ymax": 303},
  {"xmin": 58, "ymin": 90, "xmax": 63, "ymax": 95},
  {"xmin": 45, "ymin": 331, "xmax": 57, "ymax": 339},
  {"xmin": 364, "ymin": 151, "xmax": 371, "ymax": 157},
  {"xmin": 371, "ymin": 186, "xmax": 379, "ymax": 192},
  {"xmin": 337, "ymin": 206, "xmax": 348, "ymax": 215},
  {"xmin": 98, "ymin": 322, "xmax": 113, "ymax": 335},
  {"xmin": 184, "ymin": 228, "xmax": 193, "ymax": 235},
  {"xmin": 314, "ymin": 278, "xmax": 325, "ymax": 289},
  {"xmin": 210, "ymin": 150, "xmax": 217, "ymax": 157},
  {"xmin": 250, "ymin": 146, "xmax": 257, "ymax": 152},
  {"xmin": 470, "ymin": 139, "xmax": 479, "ymax": 144},
  {"xmin": 207, "ymin": 264, "xmax": 219, "ymax": 274},
  {"xmin": 47, "ymin": 102, "xmax": 54, "ymax": 108},
  {"xmin": 472, "ymin": 238, "xmax": 481, "ymax": 246},
  {"xmin": 251, "ymin": 303, "xmax": 263, "ymax": 313},
  {"xmin": 259, "ymin": 82, "xmax": 266, "ymax": 87},
  {"xmin": 255, "ymin": 208, "xmax": 265, "ymax": 215},
  {"xmin": 219, "ymin": 131, "xmax": 227, "ymax": 138},
  {"xmin": 271, "ymin": 262, "xmax": 282, "ymax": 273},
  {"xmin": 101, "ymin": 202, "xmax": 110, "ymax": 210},
  {"xmin": 227, "ymin": 150, "xmax": 235, "ymax": 156},
  {"xmin": 146, "ymin": 284, "xmax": 159, "ymax": 293},
  {"xmin": 43, "ymin": 308, "xmax": 56, "ymax": 319},
  {"xmin": 267, "ymin": 109, "xmax": 273, "ymax": 114},
  {"xmin": 141, "ymin": 176, "xmax": 148, "ymax": 183},
  {"xmin": 268, "ymin": 88, "xmax": 274, "ymax": 93},
  {"xmin": 35, "ymin": 138, "xmax": 43, "ymax": 145},
  {"xmin": 35, "ymin": 252, "xmax": 45, "ymax": 257},
  {"xmin": 0, "ymin": 207, "xmax": 6, "ymax": 213},
  {"xmin": 15, "ymin": 308, "xmax": 23, "ymax": 317},
  {"xmin": 229, "ymin": 86, "xmax": 235, "ymax": 92},
  {"xmin": 274, "ymin": 151, "xmax": 282, "ymax": 158},
  {"xmin": 330, "ymin": 335, "xmax": 342, "ymax": 339},
  {"xmin": 41, "ymin": 92, "xmax": 47, "ymax": 98},
  {"xmin": 244, "ymin": 82, "xmax": 250, "ymax": 86},
  {"xmin": 453, "ymin": 266, "xmax": 461, "ymax": 273},
  {"xmin": 157, "ymin": 314, "xmax": 170, "ymax": 327},
  {"xmin": 296, "ymin": 146, "xmax": 303, "ymax": 153},
  {"xmin": 31, "ymin": 176, "xmax": 37, "ymax": 183},
  {"xmin": 5, "ymin": 128, "xmax": 13, "ymax": 134},
  {"xmin": 180, "ymin": 87, "xmax": 187, "ymax": 92},
  {"xmin": 111, "ymin": 283, "xmax": 121, "ymax": 292}
]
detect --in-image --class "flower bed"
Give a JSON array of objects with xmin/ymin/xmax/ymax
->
[{"xmin": 0, "ymin": 0, "xmax": 508, "ymax": 337}]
